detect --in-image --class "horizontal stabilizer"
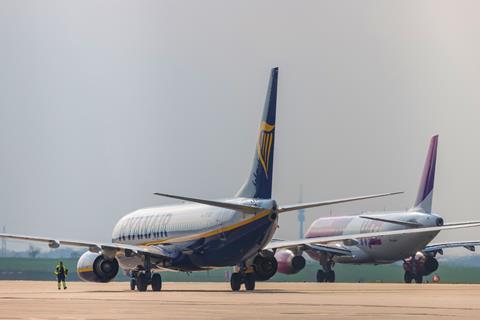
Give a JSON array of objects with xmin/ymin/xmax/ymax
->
[
  {"xmin": 359, "ymin": 215, "xmax": 422, "ymax": 227},
  {"xmin": 277, "ymin": 191, "xmax": 403, "ymax": 213},
  {"xmin": 153, "ymin": 193, "xmax": 262, "ymax": 214}
]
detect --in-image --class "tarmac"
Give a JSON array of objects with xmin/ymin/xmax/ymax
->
[{"xmin": 0, "ymin": 281, "xmax": 479, "ymax": 320}]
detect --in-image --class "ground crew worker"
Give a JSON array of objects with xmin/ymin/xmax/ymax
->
[{"xmin": 54, "ymin": 261, "xmax": 68, "ymax": 290}]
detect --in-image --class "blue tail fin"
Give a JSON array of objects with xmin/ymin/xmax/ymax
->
[
  {"xmin": 236, "ymin": 67, "xmax": 278, "ymax": 199},
  {"xmin": 411, "ymin": 135, "xmax": 438, "ymax": 213}
]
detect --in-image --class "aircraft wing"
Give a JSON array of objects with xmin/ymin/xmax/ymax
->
[
  {"xmin": 0, "ymin": 233, "xmax": 168, "ymax": 259},
  {"xmin": 264, "ymin": 221, "xmax": 480, "ymax": 251},
  {"xmin": 423, "ymin": 241, "xmax": 480, "ymax": 254},
  {"xmin": 269, "ymin": 239, "xmax": 351, "ymax": 256}
]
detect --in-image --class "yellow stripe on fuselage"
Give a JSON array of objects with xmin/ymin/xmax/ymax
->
[
  {"xmin": 78, "ymin": 267, "xmax": 94, "ymax": 273},
  {"xmin": 140, "ymin": 209, "xmax": 271, "ymax": 246}
]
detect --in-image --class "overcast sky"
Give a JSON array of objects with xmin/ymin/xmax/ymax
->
[{"xmin": 1, "ymin": 1, "xmax": 480, "ymax": 253}]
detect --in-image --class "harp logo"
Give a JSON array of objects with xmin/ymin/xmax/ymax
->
[{"xmin": 257, "ymin": 121, "xmax": 275, "ymax": 177}]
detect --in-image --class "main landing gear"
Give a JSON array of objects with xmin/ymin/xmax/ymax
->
[
  {"xmin": 230, "ymin": 272, "xmax": 256, "ymax": 291},
  {"xmin": 316, "ymin": 257, "xmax": 335, "ymax": 283},
  {"xmin": 316, "ymin": 269, "xmax": 335, "ymax": 282},
  {"xmin": 403, "ymin": 271, "xmax": 423, "ymax": 284},
  {"xmin": 230, "ymin": 265, "xmax": 256, "ymax": 291},
  {"xmin": 130, "ymin": 255, "xmax": 162, "ymax": 292},
  {"xmin": 402, "ymin": 252, "xmax": 439, "ymax": 284}
]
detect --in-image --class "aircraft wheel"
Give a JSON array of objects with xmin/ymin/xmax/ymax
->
[
  {"xmin": 316, "ymin": 270, "xmax": 325, "ymax": 282},
  {"xmin": 136, "ymin": 272, "xmax": 148, "ymax": 292},
  {"xmin": 414, "ymin": 275, "xmax": 423, "ymax": 284},
  {"xmin": 130, "ymin": 278, "xmax": 136, "ymax": 290},
  {"xmin": 244, "ymin": 273, "xmax": 256, "ymax": 291},
  {"xmin": 326, "ymin": 270, "xmax": 335, "ymax": 283},
  {"xmin": 404, "ymin": 271, "xmax": 413, "ymax": 283},
  {"xmin": 230, "ymin": 272, "xmax": 241, "ymax": 291},
  {"xmin": 151, "ymin": 273, "xmax": 162, "ymax": 291}
]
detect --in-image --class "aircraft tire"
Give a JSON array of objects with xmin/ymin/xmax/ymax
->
[
  {"xmin": 414, "ymin": 275, "xmax": 423, "ymax": 284},
  {"xmin": 326, "ymin": 270, "xmax": 335, "ymax": 283},
  {"xmin": 404, "ymin": 271, "xmax": 413, "ymax": 283},
  {"xmin": 316, "ymin": 270, "xmax": 325, "ymax": 282},
  {"xmin": 130, "ymin": 278, "xmax": 136, "ymax": 290},
  {"xmin": 136, "ymin": 272, "xmax": 148, "ymax": 292},
  {"xmin": 230, "ymin": 273, "xmax": 241, "ymax": 291},
  {"xmin": 151, "ymin": 273, "xmax": 162, "ymax": 291},
  {"xmin": 244, "ymin": 273, "xmax": 256, "ymax": 291}
]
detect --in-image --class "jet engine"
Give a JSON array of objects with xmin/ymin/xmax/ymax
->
[
  {"xmin": 423, "ymin": 255, "xmax": 439, "ymax": 275},
  {"xmin": 275, "ymin": 249, "xmax": 306, "ymax": 275},
  {"xmin": 77, "ymin": 251, "xmax": 119, "ymax": 282},
  {"xmin": 252, "ymin": 251, "xmax": 278, "ymax": 281}
]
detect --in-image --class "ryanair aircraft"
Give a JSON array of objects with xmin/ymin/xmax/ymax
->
[{"xmin": 2, "ymin": 68, "xmax": 480, "ymax": 292}]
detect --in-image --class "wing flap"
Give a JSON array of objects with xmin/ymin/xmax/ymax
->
[{"xmin": 305, "ymin": 243, "xmax": 352, "ymax": 256}]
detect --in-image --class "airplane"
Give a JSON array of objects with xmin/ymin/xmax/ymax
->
[
  {"xmin": 270, "ymin": 135, "xmax": 480, "ymax": 283},
  {"xmin": 1, "ymin": 68, "xmax": 480, "ymax": 292}
]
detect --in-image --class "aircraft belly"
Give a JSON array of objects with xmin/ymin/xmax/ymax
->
[
  {"xmin": 308, "ymin": 229, "xmax": 441, "ymax": 266},
  {"xmin": 353, "ymin": 231, "xmax": 439, "ymax": 262},
  {"xmin": 171, "ymin": 213, "xmax": 276, "ymax": 270},
  {"xmin": 117, "ymin": 255, "xmax": 144, "ymax": 271}
]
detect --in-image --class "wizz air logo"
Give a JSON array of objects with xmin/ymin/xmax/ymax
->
[
  {"xmin": 257, "ymin": 121, "xmax": 275, "ymax": 177},
  {"xmin": 360, "ymin": 220, "xmax": 383, "ymax": 248}
]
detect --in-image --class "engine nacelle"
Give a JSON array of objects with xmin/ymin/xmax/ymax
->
[
  {"xmin": 253, "ymin": 251, "xmax": 278, "ymax": 281},
  {"xmin": 77, "ymin": 251, "xmax": 119, "ymax": 283},
  {"xmin": 275, "ymin": 249, "xmax": 306, "ymax": 275},
  {"xmin": 423, "ymin": 256, "xmax": 439, "ymax": 275}
]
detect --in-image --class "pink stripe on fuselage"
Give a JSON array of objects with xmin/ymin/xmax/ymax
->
[{"xmin": 305, "ymin": 216, "xmax": 354, "ymax": 238}]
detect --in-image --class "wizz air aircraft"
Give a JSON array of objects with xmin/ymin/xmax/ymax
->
[
  {"xmin": 270, "ymin": 135, "xmax": 480, "ymax": 283},
  {"xmin": 1, "ymin": 68, "xmax": 479, "ymax": 292}
]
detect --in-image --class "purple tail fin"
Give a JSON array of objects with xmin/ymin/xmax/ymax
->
[{"xmin": 411, "ymin": 135, "xmax": 439, "ymax": 213}]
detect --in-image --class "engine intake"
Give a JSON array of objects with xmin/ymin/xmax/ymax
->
[
  {"xmin": 275, "ymin": 249, "xmax": 306, "ymax": 275},
  {"xmin": 77, "ymin": 251, "xmax": 119, "ymax": 283}
]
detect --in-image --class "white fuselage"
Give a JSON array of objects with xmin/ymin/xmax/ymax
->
[
  {"xmin": 305, "ymin": 211, "xmax": 443, "ymax": 264},
  {"xmin": 110, "ymin": 198, "xmax": 278, "ymax": 271}
]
